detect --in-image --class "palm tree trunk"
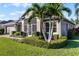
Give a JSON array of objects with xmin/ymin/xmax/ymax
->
[
  {"xmin": 42, "ymin": 22, "xmax": 47, "ymax": 41},
  {"xmin": 47, "ymin": 18, "xmax": 53, "ymax": 43},
  {"xmin": 40, "ymin": 14, "xmax": 47, "ymax": 42},
  {"xmin": 40, "ymin": 16, "xmax": 48, "ymax": 42}
]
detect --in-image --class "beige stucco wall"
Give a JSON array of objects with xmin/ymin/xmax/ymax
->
[{"xmin": 6, "ymin": 26, "xmax": 16, "ymax": 35}]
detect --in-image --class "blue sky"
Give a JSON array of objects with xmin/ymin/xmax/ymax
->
[
  {"xmin": 0, "ymin": 3, "xmax": 76, "ymax": 21},
  {"xmin": 0, "ymin": 3, "xmax": 32, "ymax": 21},
  {"xmin": 63, "ymin": 3, "xmax": 75, "ymax": 20}
]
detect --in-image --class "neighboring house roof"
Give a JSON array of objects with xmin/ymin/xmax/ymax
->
[
  {"xmin": 3, "ymin": 21, "xmax": 16, "ymax": 27},
  {"xmin": 0, "ymin": 20, "xmax": 15, "ymax": 24}
]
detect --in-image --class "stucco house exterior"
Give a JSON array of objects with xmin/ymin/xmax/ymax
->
[
  {"xmin": 3, "ymin": 11, "xmax": 75, "ymax": 37},
  {"xmin": 14, "ymin": 12, "xmax": 75, "ymax": 37},
  {"xmin": 3, "ymin": 22, "xmax": 16, "ymax": 35},
  {"xmin": 0, "ymin": 24, "xmax": 4, "ymax": 29}
]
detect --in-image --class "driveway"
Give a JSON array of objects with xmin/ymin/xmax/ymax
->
[{"xmin": 0, "ymin": 35, "xmax": 23, "ymax": 40}]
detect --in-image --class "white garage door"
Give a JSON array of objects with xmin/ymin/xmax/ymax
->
[{"xmin": 7, "ymin": 26, "xmax": 16, "ymax": 35}]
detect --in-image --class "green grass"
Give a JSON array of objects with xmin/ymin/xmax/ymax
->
[{"xmin": 0, "ymin": 37, "xmax": 79, "ymax": 56}]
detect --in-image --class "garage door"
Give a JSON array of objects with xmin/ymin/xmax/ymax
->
[{"xmin": 7, "ymin": 27, "xmax": 16, "ymax": 35}]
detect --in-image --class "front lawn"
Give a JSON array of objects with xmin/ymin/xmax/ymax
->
[{"xmin": 0, "ymin": 37, "xmax": 79, "ymax": 56}]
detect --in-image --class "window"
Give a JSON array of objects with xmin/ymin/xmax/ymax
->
[
  {"xmin": 32, "ymin": 24, "xmax": 37, "ymax": 33},
  {"xmin": 66, "ymin": 24, "xmax": 68, "ymax": 31},
  {"xmin": 45, "ymin": 22, "xmax": 57, "ymax": 32},
  {"xmin": 29, "ymin": 25, "xmax": 31, "ymax": 35},
  {"xmin": 45, "ymin": 22, "xmax": 49, "ymax": 32},
  {"xmin": 53, "ymin": 22, "xmax": 57, "ymax": 32}
]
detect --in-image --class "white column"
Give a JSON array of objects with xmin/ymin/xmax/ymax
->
[
  {"xmin": 57, "ymin": 21, "xmax": 62, "ymax": 37},
  {"xmin": 21, "ymin": 20, "xmax": 24, "ymax": 32},
  {"xmin": 36, "ymin": 18, "xmax": 40, "ymax": 32}
]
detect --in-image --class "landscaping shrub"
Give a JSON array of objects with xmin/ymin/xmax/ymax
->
[
  {"xmin": 53, "ymin": 34, "xmax": 59, "ymax": 40},
  {"xmin": 14, "ymin": 32, "xmax": 21, "ymax": 36},
  {"xmin": 23, "ymin": 35, "xmax": 49, "ymax": 48},
  {"xmin": 12, "ymin": 31, "xmax": 16, "ymax": 35},
  {"xmin": 12, "ymin": 31, "xmax": 21, "ymax": 36},
  {"xmin": 49, "ymin": 38, "xmax": 67, "ymax": 49},
  {"xmin": 67, "ymin": 29, "xmax": 76, "ymax": 39},
  {"xmin": 0, "ymin": 29, "xmax": 4, "ymax": 35},
  {"xmin": 23, "ymin": 36, "xmax": 67, "ymax": 49},
  {"xmin": 59, "ymin": 36, "xmax": 67, "ymax": 39},
  {"xmin": 32, "ymin": 32, "xmax": 41, "ymax": 36},
  {"xmin": 21, "ymin": 32, "xmax": 27, "ymax": 36}
]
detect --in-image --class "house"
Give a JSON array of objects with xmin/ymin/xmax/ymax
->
[
  {"xmin": 15, "ymin": 12, "xmax": 75, "ymax": 37},
  {"xmin": 3, "ymin": 21, "xmax": 16, "ymax": 35},
  {"xmin": 75, "ymin": 24, "xmax": 79, "ymax": 28},
  {"xmin": 3, "ymin": 12, "xmax": 75, "ymax": 37},
  {"xmin": 0, "ymin": 24, "xmax": 4, "ymax": 29}
]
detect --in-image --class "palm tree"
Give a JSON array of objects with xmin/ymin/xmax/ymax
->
[
  {"xmin": 75, "ymin": 3, "xmax": 79, "ymax": 24},
  {"xmin": 25, "ymin": 3, "xmax": 71, "ymax": 43},
  {"xmin": 42, "ymin": 3, "xmax": 71, "ymax": 42},
  {"xmin": 25, "ymin": 3, "xmax": 48, "ymax": 42}
]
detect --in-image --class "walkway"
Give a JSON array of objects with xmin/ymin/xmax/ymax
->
[{"xmin": 0, "ymin": 35, "xmax": 24, "ymax": 41}]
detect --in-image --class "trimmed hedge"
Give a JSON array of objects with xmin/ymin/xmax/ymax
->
[
  {"xmin": 12, "ymin": 31, "xmax": 16, "ymax": 35},
  {"xmin": 23, "ymin": 35, "xmax": 67, "ymax": 49},
  {"xmin": 12, "ymin": 31, "xmax": 27, "ymax": 37},
  {"xmin": 53, "ymin": 34, "xmax": 59, "ymax": 40},
  {"xmin": 49, "ymin": 38, "xmax": 67, "ymax": 49},
  {"xmin": 67, "ymin": 29, "xmax": 76, "ymax": 39},
  {"xmin": 14, "ymin": 32, "xmax": 21, "ymax": 36},
  {"xmin": 11, "ymin": 31, "xmax": 21, "ymax": 37},
  {"xmin": 23, "ymin": 35, "xmax": 49, "ymax": 48},
  {"xmin": 0, "ymin": 29, "xmax": 4, "ymax": 35}
]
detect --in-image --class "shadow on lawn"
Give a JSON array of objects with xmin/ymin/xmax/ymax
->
[{"xmin": 65, "ymin": 40, "xmax": 79, "ymax": 49}]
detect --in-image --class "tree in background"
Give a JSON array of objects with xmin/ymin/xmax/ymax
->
[{"xmin": 75, "ymin": 3, "xmax": 79, "ymax": 24}]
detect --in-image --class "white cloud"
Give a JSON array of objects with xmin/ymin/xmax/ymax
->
[
  {"xmin": 0, "ymin": 18, "xmax": 4, "ymax": 21},
  {"xmin": 9, "ymin": 10, "xmax": 24, "ymax": 16},
  {"xmin": 11, "ymin": 3, "xmax": 21, "ymax": 7},
  {"xmin": 0, "ymin": 14, "xmax": 5, "ymax": 17},
  {"xmin": 16, "ymin": 11, "xmax": 25, "ymax": 14},
  {"xmin": 0, "ymin": 18, "xmax": 9, "ymax": 21},
  {"xmin": 10, "ymin": 13, "xmax": 17, "ymax": 16},
  {"xmin": 22, "ymin": 3, "xmax": 32, "ymax": 8},
  {"xmin": 11, "ymin": 3, "xmax": 32, "ymax": 8},
  {"xmin": 8, "ymin": 10, "xmax": 25, "ymax": 20}
]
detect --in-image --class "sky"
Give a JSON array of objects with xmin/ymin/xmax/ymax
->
[
  {"xmin": 0, "ymin": 3, "xmax": 32, "ymax": 21},
  {"xmin": 63, "ymin": 3, "xmax": 76, "ymax": 20},
  {"xmin": 0, "ymin": 3, "xmax": 76, "ymax": 21}
]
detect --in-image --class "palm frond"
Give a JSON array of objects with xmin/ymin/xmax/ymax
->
[
  {"xmin": 32, "ymin": 3, "xmax": 41, "ymax": 12},
  {"xmin": 26, "ymin": 8, "xmax": 33, "ymax": 14},
  {"xmin": 62, "ymin": 7, "xmax": 72, "ymax": 16},
  {"xmin": 75, "ymin": 8, "xmax": 79, "ymax": 16},
  {"xmin": 75, "ymin": 3, "xmax": 79, "ymax": 8},
  {"xmin": 28, "ymin": 13, "xmax": 35, "ymax": 23}
]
